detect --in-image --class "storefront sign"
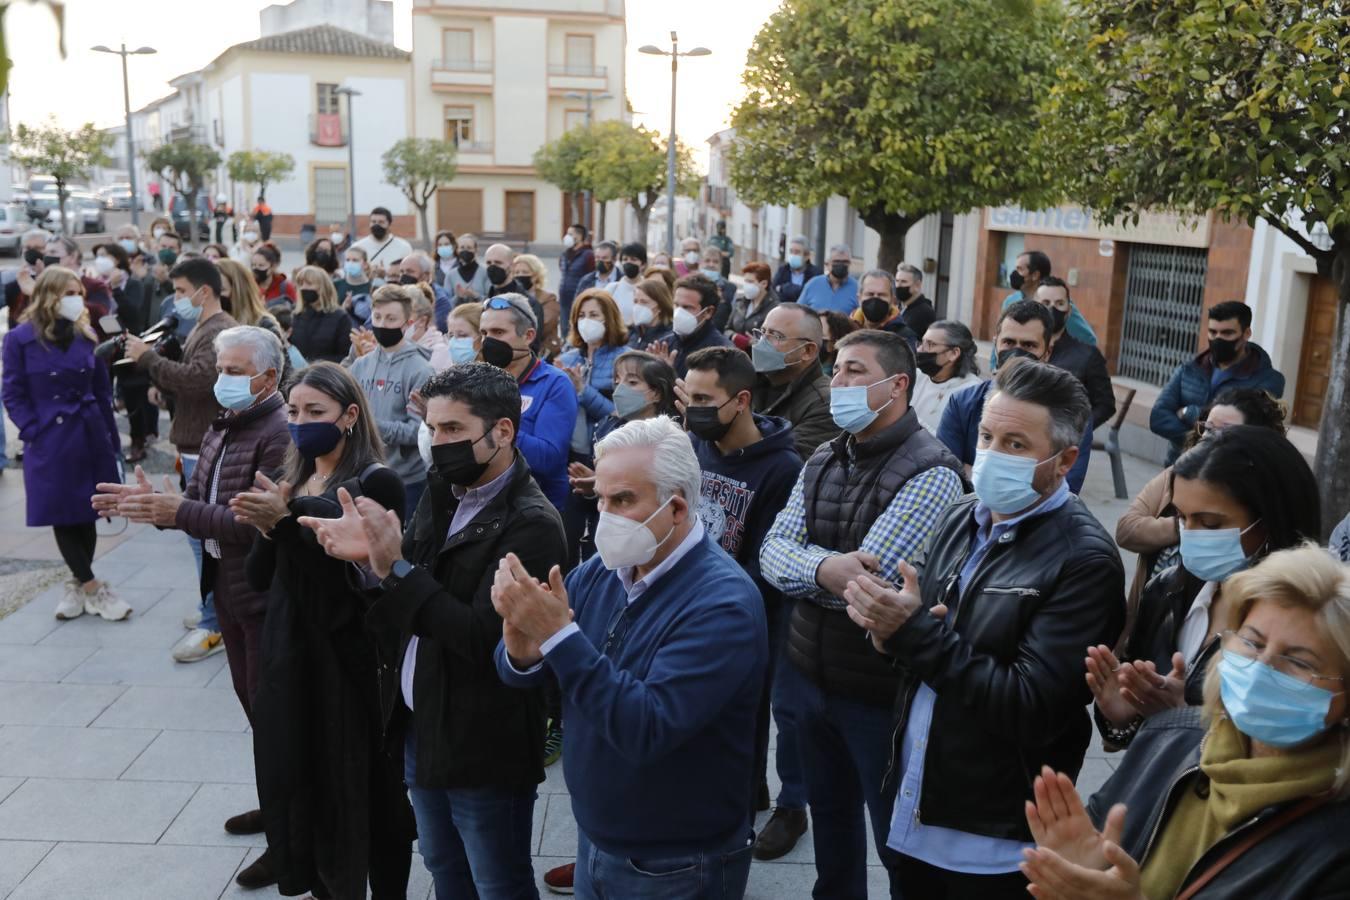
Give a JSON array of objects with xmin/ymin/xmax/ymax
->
[{"xmin": 986, "ymin": 205, "xmax": 1211, "ymax": 248}]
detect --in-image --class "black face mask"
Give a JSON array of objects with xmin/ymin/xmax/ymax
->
[
  {"xmin": 1009, "ymin": 270, "xmax": 1026, "ymax": 291},
  {"xmin": 372, "ymin": 325, "xmax": 404, "ymax": 348},
  {"xmin": 300, "ymin": 288, "xmax": 319, "ymax": 305},
  {"xmin": 43, "ymin": 255, "xmax": 61, "ymax": 268},
  {"xmin": 23, "ymin": 248, "xmax": 42, "ymax": 266},
  {"xmin": 860, "ymin": 297, "xmax": 891, "ymax": 323},
  {"xmin": 685, "ymin": 399, "xmax": 737, "ymax": 443},
  {"xmin": 253, "ymin": 267, "xmax": 270, "ymax": 284},
  {"xmin": 596, "ymin": 259, "xmax": 613, "ymax": 275},
  {"xmin": 915, "ymin": 351, "xmax": 943, "ymax": 378},
  {"xmin": 1049, "ymin": 307, "xmax": 1068, "ymax": 334},
  {"xmin": 399, "ymin": 274, "xmax": 419, "ymax": 286},
  {"xmin": 486, "ymin": 264, "xmax": 509, "ymax": 286},
  {"xmin": 1210, "ymin": 337, "xmax": 1241, "ymax": 365},
  {"xmin": 370, "ymin": 224, "xmax": 389, "ymax": 240},
  {"xmin": 621, "ymin": 262, "xmax": 641, "ymax": 280},
  {"xmin": 430, "ymin": 432, "xmax": 499, "ymax": 486},
  {"xmin": 457, "ymin": 249, "xmax": 475, "ymax": 265},
  {"xmin": 830, "ymin": 262, "xmax": 850, "ymax": 280},
  {"xmin": 480, "ymin": 335, "xmax": 521, "ymax": 369},
  {"xmin": 314, "ymin": 251, "xmax": 334, "ymax": 270},
  {"xmin": 895, "ymin": 286, "xmax": 913, "ymax": 304},
  {"xmin": 514, "ymin": 275, "xmax": 533, "ymax": 293},
  {"xmin": 996, "ymin": 347, "xmax": 1040, "ymax": 369}
]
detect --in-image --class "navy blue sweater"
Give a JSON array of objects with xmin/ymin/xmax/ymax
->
[{"xmin": 496, "ymin": 530, "xmax": 767, "ymax": 856}]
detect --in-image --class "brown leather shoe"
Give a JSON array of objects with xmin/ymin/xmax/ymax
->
[
  {"xmin": 753, "ymin": 807, "xmax": 808, "ymax": 861},
  {"xmin": 235, "ymin": 849, "xmax": 277, "ymax": 889},
  {"xmin": 224, "ymin": 809, "xmax": 264, "ymax": 835}
]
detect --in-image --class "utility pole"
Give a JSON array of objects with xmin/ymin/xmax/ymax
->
[
  {"xmin": 92, "ymin": 43, "xmax": 158, "ymax": 228},
  {"xmin": 639, "ymin": 33, "xmax": 710, "ymax": 258}
]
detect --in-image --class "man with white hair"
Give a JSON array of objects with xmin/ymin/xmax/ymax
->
[
  {"xmin": 397, "ymin": 250, "xmax": 453, "ymax": 333},
  {"xmin": 92, "ymin": 324, "xmax": 289, "ymax": 869},
  {"xmin": 493, "ymin": 416, "xmax": 768, "ymax": 899}
]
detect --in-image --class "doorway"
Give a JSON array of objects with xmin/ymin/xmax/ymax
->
[
  {"xmin": 437, "ymin": 188, "xmax": 482, "ymax": 237},
  {"xmin": 505, "ymin": 190, "xmax": 535, "ymax": 241},
  {"xmin": 1293, "ymin": 275, "xmax": 1339, "ymax": 428}
]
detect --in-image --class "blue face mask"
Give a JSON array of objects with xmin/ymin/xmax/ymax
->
[
  {"xmin": 118, "ymin": 238, "xmax": 138, "ymax": 254},
  {"xmin": 371, "ymin": 277, "xmax": 387, "ymax": 290},
  {"xmin": 436, "ymin": 245, "xmax": 454, "ymax": 260},
  {"xmin": 173, "ymin": 290, "xmax": 201, "ymax": 321},
  {"xmin": 1179, "ymin": 521, "xmax": 1260, "ymax": 582},
  {"xmin": 612, "ymin": 383, "xmax": 650, "ymax": 419},
  {"xmin": 343, "ymin": 260, "xmax": 364, "ymax": 279},
  {"xmin": 213, "ymin": 373, "xmax": 262, "ymax": 412},
  {"xmin": 829, "ymin": 375, "xmax": 896, "ymax": 434},
  {"xmin": 971, "ymin": 447, "xmax": 1059, "ymax": 515},
  {"xmin": 700, "ymin": 268, "xmax": 721, "ymax": 281},
  {"xmin": 288, "ymin": 420, "xmax": 344, "ymax": 460},
  {"xmin": 787, "ymin": 253, "xmax": 804, "ymax": 269},
  {"xmin": 1219, "ymin": 650, "xmax": 1338, "ymax": 748},
  {"xmin": 447, "ymin": 336, "xmax": 477, "ymax": 365}
]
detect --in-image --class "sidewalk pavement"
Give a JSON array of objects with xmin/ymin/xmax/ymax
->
[{"xmin": 0, "ymin": 437, "xmax": 1156, "ymax": 899}]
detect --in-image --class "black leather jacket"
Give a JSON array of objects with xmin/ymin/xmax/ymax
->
[
  {"xmin": 881, "ymin": 491, "xmax": 1126, "ymax": 841},
  {"xmin": 1088, "ymin": 707, "xmax": 1350, "ymax": 898}
]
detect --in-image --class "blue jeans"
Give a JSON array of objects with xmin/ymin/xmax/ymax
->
[
  {"xmin": 784, "ymin": 661, "xmax": 901, "ymax": 900},
  {"xmin": 404, "ymin": 732, "xmax": 539, "ymax": 900},
  {"xmin": 574, "ymin": 829, "xmax": 754, "ymax": 900},
  {"xmin": 770, "ymin": 599, "xmax": 807, "ymax": 810},
  {"xmin": 180, "ymin": 454, "xmax": 217, "ymax": 633}
]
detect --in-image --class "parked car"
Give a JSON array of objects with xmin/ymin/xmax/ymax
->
[
  {"xmin": 69, "ymin": 192, "xmax": 106, "ymax": 233},
  {"xmin": 0, "ymin": 203, "xmax": 28, "ymax": 254},
  {"xmin": 170, "ymin": 193, "xmax": 211, "ymax": 241},
  {"xmin": 99, "ymin": 183, "xmax": 139, "ymax": 210}
]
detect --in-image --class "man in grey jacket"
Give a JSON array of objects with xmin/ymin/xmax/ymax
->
[{"xmin": 350, "ymin": 285, "xmax": 433, "ymax": 514}]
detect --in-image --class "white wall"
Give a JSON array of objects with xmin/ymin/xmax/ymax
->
[
  {"xmin": 218, "ymin": 75, "xmax": 245, "ymax": 208},
  {"xmin": 342, "ymin": 75, "xmax": 409, "ymax": 215},
  {"xmin": 492, "ymin": 17, "xmax": 549, "ymax": 166}
]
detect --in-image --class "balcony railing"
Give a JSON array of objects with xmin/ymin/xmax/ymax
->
[
  {"xmin": 166, "ymin": 123, "xmax": 207, "ymax": 144},
  {"xmin": 548, "ymin": 63, "xmax": 607, "ymax": 78},
  {"xmin": 454, "ymin": 141, "xmax": 494, "ymax": 154},
  {"xmin": 433, "ymin": 58, "xmax": 492, "ymax": 72},
  {"xmin": 309, "ymin": 113, "xmax": 349, "ymax": 148}
]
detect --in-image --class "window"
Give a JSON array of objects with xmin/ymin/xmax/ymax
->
[
  {"xmin": 564, "ymin": 34, "xmax": 595, "ymax": 75},
  {"xmin": 442, "ymin": 29, "xmax": 473, "ymax": 67},
  {"xmin": 445, "ymin": 106, "xmax": 473, "ymax": 146},
  {"xmin": 317, "ymin": 82, "xmax": 342, "ymax": 115},
  {"xmin": 564, "ymin": 108, "xmax": 587, "ymax": 132},
  {"xmin": 314, "ymin": 167, "xmax": 349, "ymax": 227}
]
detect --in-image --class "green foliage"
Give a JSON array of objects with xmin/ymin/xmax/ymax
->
[
  {"xmin": 382, "ymin": 138, "xmax": 459, "ymax": 207},
  {"xmin": 1049, "ymin": 0, "xmax": 1350, "ymax": 266},
  {"xmin": 729, "ymin": 0, "xmax": 1062, "ymax": 249},
  {"xmin": 225, "ymin": 149, "xmax": 295, "ymax": 199},
  {"xmin": 144, "ymin": 139, "xmax": 222, "ymax": 197},
  {"xmin": 533, "ymin": 125, "xmax": 599, "ymax": 195},
  {"xmin": 12, "ymin": 120, "xmax": 113, "ymax": 198}
]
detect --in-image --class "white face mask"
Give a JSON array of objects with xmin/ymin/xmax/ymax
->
[
  {"xmin": 243, "ymin": 231, "xmax": 258, "ymax": 243},
  {"xmin": 683, "ymin": 250, "xmax": 700, "ymax": 266},
  {"xmin": 57, "ymin": 294, "xmax": 85, "ymax": 322},
  {"xmin": 93, "ymin": 256, "xmax": 116, "ymax": 276},
  {"xmin": 330, "ymin": 232, "xmax": 344, "ymax": 244},
  {"xmin": 418, "ymin": 422, "xmax": 433, "ymax": 469},
  {"xmin": 594, "ymin": 496, "xmax": 675, "ymax": 570},
  {"xmin": 742, "ymin": 282, "xmax": 761, "ymax": 301},
  {"xmin": 576, "ymin": 317, "xmax": 606, "ymax": 345},
  {"xmin": 562, "ymin": 233, "xmax": 576, "ymax": 249},
  {"xmin": 672, "ymin": 306, "xmax": 700, "ymax": 337},
  {"xmin": 152, "ymin": 227, "xmax": 166, "ymax": 239},
  {"xmin": 631, "ymin": 303, "xmax": 654, "ymax": 326}
]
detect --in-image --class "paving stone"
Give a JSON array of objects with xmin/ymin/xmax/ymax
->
[
  {"xmin": 38, "ymin": 609, "xmax": 189, "ymax": 650},
  {"xmin": 8, "ymin": 841, "xmax": 245, "ymax": 900},
  {"xmin": 0, "ymin": 777, "xmax": 196, "ymax": 843},
  {"xmin": 0, "ymin": 840, "xmax": 53, "ymax": 898},
  {"xmin": 62, "ymin": 645, "xmax": 226, "ymax": 688},
  {"xmin": 91, "ymin": 684, "xmax": 249, "ymax": 733},
  {"xmin": 120, "ymin": 729, "xmax": 256, "ymax": 784},
  {"xmin": 0, "ymin": 724, "xmax": 159, "ymax": 780},
  {"xmin": 0, "ymin": 682, "xmax": 126, "ymax": 726},
  {"xmin": 0, "ymin": 645, "xmax": 96, "ymax": 683},
  {"xmin": 157, "ymin": 783, "xmax": 266, "ymax": 849}
]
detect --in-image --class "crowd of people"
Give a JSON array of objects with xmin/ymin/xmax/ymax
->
[{"xmin": 2, "ymin": 210, "xmax": 1350, "ymax": 900}]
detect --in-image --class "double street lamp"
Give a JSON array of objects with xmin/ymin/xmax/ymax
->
[
  {"xmin": 334, "ymin": 85, "xmax": 361, "ymax": 243},
  {"xmin": 639, "ymin": 32, "xmax": 710, "ymax": 257},
  {"xmin": 91, "ymin": 43, "xmax": 157, "ymax": 228}
]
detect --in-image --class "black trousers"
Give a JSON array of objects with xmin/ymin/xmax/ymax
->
[
  {"xmin": 890, "ymin": 853, "xmax": 1028, "ymax": 900},
  {"xmin": 53, "ymin": 522, "xmax": 98, "ymax": 583}
]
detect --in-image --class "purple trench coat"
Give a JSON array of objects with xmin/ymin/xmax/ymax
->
[{"xmin": 2, "ymin": 322, "xmax": 120, "ymax": 527}]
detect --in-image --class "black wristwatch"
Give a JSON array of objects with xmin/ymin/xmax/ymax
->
[{"xmin": 380, "ymin": 559, "xmax": 415, "ymax": 591}]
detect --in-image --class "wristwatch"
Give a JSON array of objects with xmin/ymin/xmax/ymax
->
[{"xmin": 380, "ymin": 559, "xmax": 415, "ymax": 591}]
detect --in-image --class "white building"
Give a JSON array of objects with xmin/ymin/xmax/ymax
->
[
  {"xmin": 261, "ymin": 0, "xmax": 395, "ymax": 44},
  {"xmin": 410, "ymin": 0, "xmax": 629, "ymax": 248}
]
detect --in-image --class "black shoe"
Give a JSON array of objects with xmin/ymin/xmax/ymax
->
[
  {"xmin": 755, "ymin": 780, "xmax": 771, "ymax": 812},
  {"xmin": 224, "ymin": 808, "xmax": 265, "ymax": 835},
  {"xmin": 753, "ymin": 807, "xmax": 808, "ymax": 861},
  {"xmin": 235, "ymin": 849, "xmax": 277, "ymax": 889}
]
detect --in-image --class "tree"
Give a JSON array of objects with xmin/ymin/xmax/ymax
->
[
  {"xmin": 225, "ymin": 149, "xmax": 295, "ymax": 203},
  {"xmin": 11, "ymin": 120, "xmax": 113, "ymax": 232},
  {"xmin": 728, "ymin": 0, "xmax": 1062, "ymax": 271},
  {"xmin": 533, "ymin": 125, "xmax": 599, "ymax": 227},
  {"xmin": 1048, "ymin": 0, "xmax": 1350, "ymax": 538},
  {"xmin": 144, "ymin": 139, "xmax": 222, "ymax": 247},
  {"xmin": 579, "ymin": 121, "xmax": 698, "ymax": 242},
  {"xmin": 381, "ymin": 138, "xmax": 458, "ymax": 250}
]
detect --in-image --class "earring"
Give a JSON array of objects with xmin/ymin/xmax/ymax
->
[{"xmin": 346, "ymin": 426, "xmax": 354, "ymax": 436}]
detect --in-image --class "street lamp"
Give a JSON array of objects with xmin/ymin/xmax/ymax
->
[
  {"xmin": 639, "ymin": 32, "xmax": 710, "ymax": 257},
  {"xmin": 563, "ymin": 89, "xmax": 614, "ymax": 232},
  {"xmin": 334, "ymin": 85, "xmax": 361, "ymax": 243},
  {"xmin": 91, "ymin": 43, "xmax": 157, "ymax": 228}
]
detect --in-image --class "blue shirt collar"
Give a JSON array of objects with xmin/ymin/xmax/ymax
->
[{"xmin": 972, "ymin": 479, "xmax": 1072, "ymax": 541}]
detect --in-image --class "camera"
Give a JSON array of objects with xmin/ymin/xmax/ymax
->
[{"xmin": 94, "ymin": 315, "xmax": 182, "ymax": 367}]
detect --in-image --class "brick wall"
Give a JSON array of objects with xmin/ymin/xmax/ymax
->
[{"xmin": 1196, "ymin": 217, "xmax": 1255, "ymax": 351}]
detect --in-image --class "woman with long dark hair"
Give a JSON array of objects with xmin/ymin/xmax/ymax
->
[{"xmin": 231, "ymin": 362, "xmax": 413, "ymax": 898}]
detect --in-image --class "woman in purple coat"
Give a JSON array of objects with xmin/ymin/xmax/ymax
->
[{"xmin": 2, "ymin": 266, "xmax": 131, "ymax": 620}]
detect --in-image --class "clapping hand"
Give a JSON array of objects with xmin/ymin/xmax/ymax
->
[
  {"xmin": 117, "ymin": 473, "xmax": 184, "ymax": 527},
  {"xmin": 1022, "ymin": 767, "xmax": 1140, "ymax": 900},
  {"xmin": 350, "ymin": 328, "xmax": 376, "ymax": 358},
  {"xmin": 91, "ymin": 464, "xmax": 154, "ymax": 517},
  {"xmin": 1117, "ymin": 653, "xmax": 1187, "ymax": 717},
  {"xmin": 673, "ymin": 377, "xmax": 690, "ymax": 418},
  {"xmin": 567, "ymin": 461, "xmax": 595, "ymax": 496},
  {"xmin": 647, "ymin": 339, "xmax": 677, "ymax": 368},
  {"xmin": 490, "ymin": 553, "xmax": 573, "ymax": 668},
  {"xmin": 228, "ymin": 472, "xmax": 293, "ymax": 534},
  {"xmin": 1086, "ymin": 645, "xmax": 1140, "ymax": 728},
  {"xmin": 562, "ymin": 362, "xmax": 587, "ymax": 394},
  {"xmin": 408, "ymin": 388, "xmax": 427, "ymax": 421},
  {"xmin": 842, "ymin": 560, "xmax": 924, "ymax": 650}
]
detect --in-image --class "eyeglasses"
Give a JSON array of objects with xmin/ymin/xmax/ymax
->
[
  {"xmin": 918, "ymin": 341, "xmax": 953, "ymax": 353},
  {"xmin": 1221, "ymin": 630, "xmax": 1345, "ymax": 693},
  {"xmin": 486, "ymin": 296, "xmax": 527, "ymax": 313},
  {"xmin": 751, "ymin": 328, "xmax": 809, "ymax": 346}
]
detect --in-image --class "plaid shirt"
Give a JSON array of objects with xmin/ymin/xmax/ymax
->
[{"xmin": 759, "ymin": 465, "xmax": 965, "ymax": 609}]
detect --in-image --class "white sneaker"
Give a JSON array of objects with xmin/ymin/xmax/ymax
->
[
  {"xmin": 84, "ymin": 583, "xmax": 133, "ymax": 621},
  {"xmin": 172, "ymin": 628, "xmax": 225, "ymax": 663},
  {"xmin": 183, "ymin": 609, "xmax": 202, "ymax": 630},
  {"xmin": 54, "ymin": 581, "xmax": 85, "ymax": 620}
]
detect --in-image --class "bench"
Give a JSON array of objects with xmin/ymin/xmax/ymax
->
[{"xmin": 1092, "ymin": 382, "xmax": 1137, "ymax": 499}]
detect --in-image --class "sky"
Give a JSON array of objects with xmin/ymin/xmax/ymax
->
[{"xmin": 4, "ymin": 0, "xmax": 783, "ymax": 168}]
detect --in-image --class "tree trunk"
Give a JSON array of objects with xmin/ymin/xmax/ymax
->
[
  {"xmin": 187, "ymin": 189, "xmax": 200, "ymax": 248},
  {"xmin": 860, "ymin": 205, "xmax": 918, "ymax": 273},
  {"xmin": 56, "ymin": 181, "xmax": 68, "ymax": 236},
  {"xmin": 569, "ymin": 193, "xmax": 580, "ymax": 226},
  {"xmin": 598, "ymin": 200, "xmax": 608, "ymax": 242},
  {"xmin": 1315, "ymin": 242, "xmax": 1350, "ymax": 539},
  {"xmin": 634, "ymin": 199, "xmax": 652, "ymax": 245},
  {"xmin": 417, "ymin": 202, "xmax": 432, "ymax": 251}
]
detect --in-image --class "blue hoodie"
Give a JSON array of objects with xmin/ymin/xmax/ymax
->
[{"xmin": 690, "ymin": 413, "xmax": 802, "ymax": 596}]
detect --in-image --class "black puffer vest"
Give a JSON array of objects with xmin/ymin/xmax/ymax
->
[{"xmin": 787, "ymin": 409, "xmax": 963, "ymax": 706}]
